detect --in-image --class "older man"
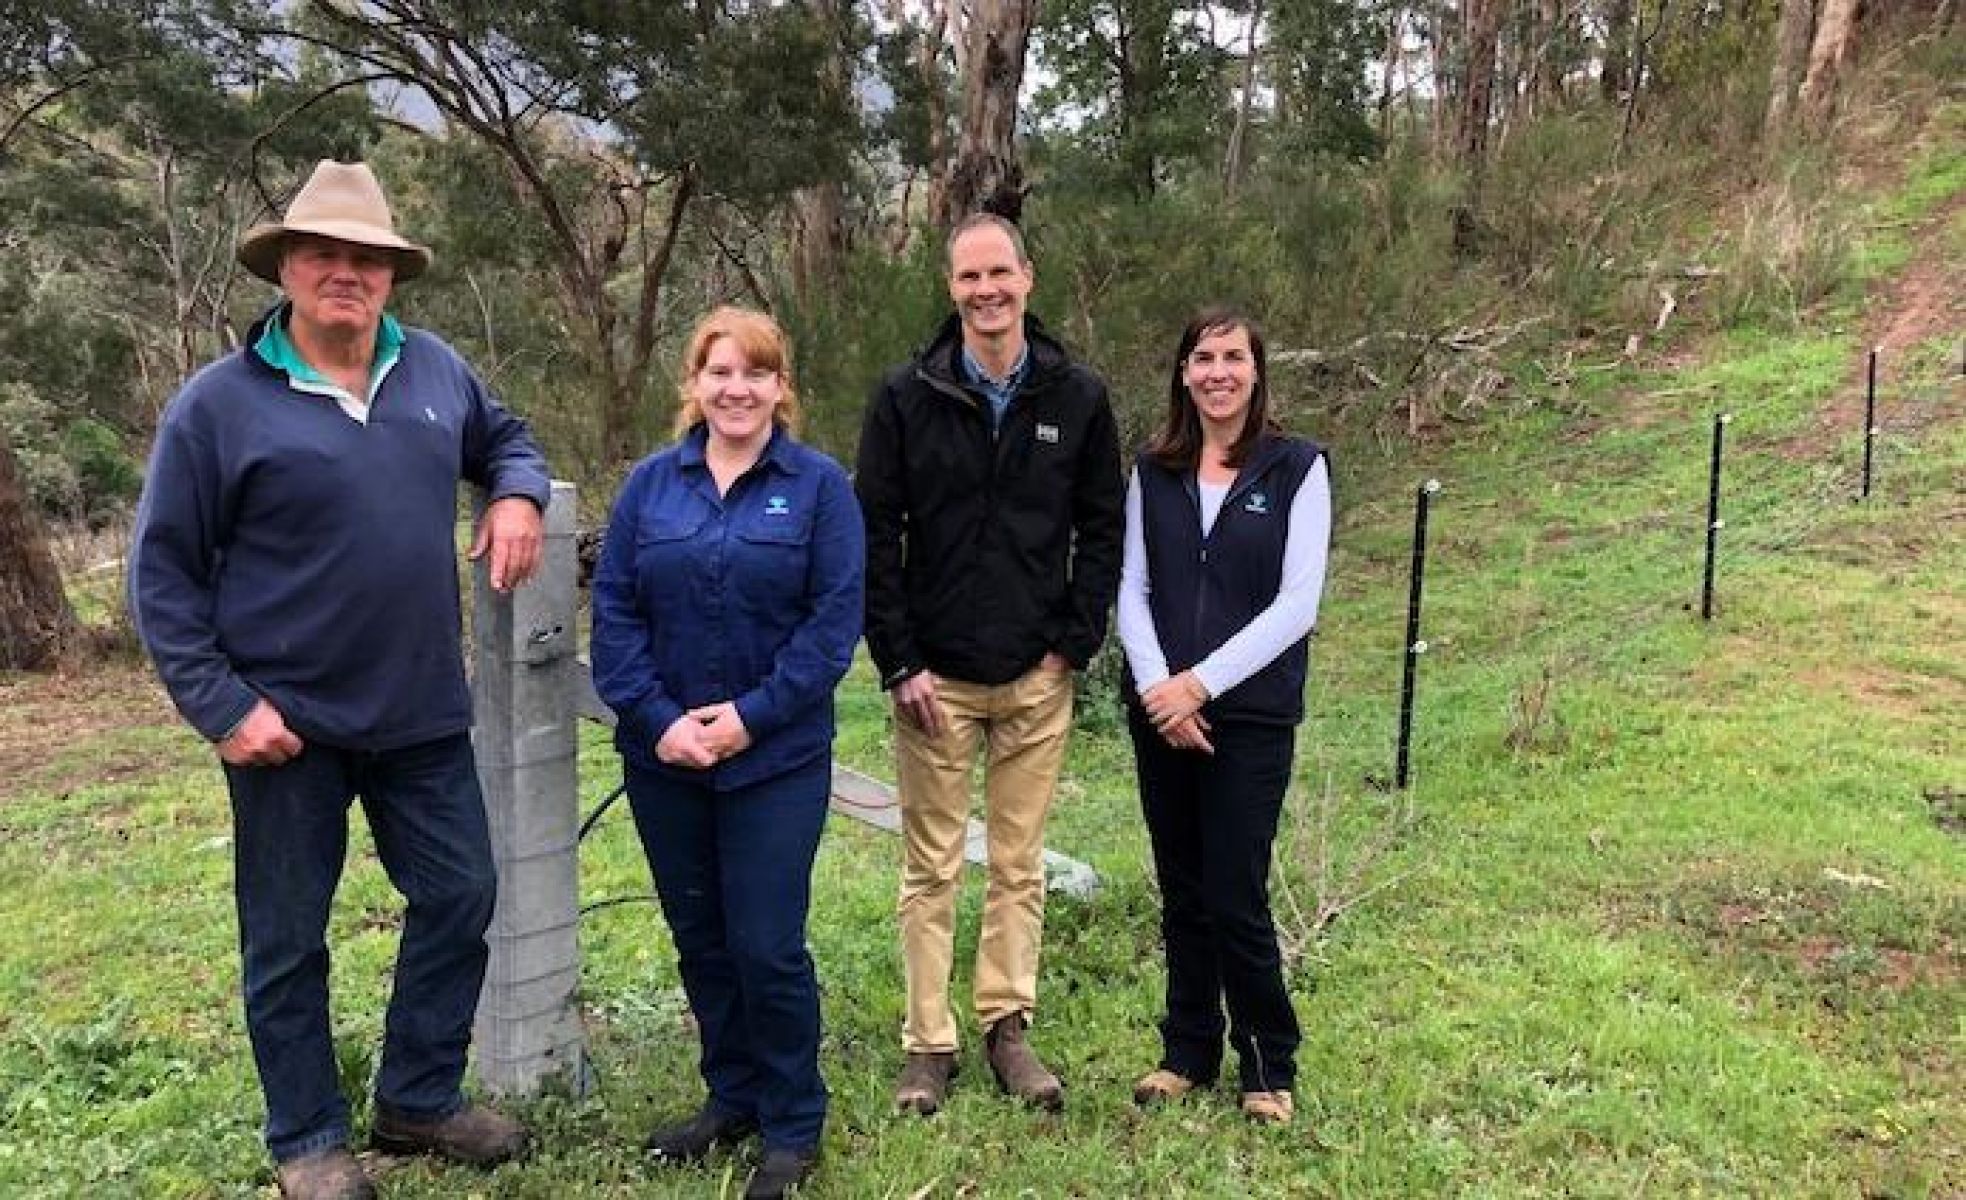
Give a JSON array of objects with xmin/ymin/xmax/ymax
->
[
  {"xmin": 856, "ymin": 214, "xmax": 1125, "ymax": 1116},
  {"xmin": 130, "ymin": 161, "xmax": 548, "ymax": 1199}
]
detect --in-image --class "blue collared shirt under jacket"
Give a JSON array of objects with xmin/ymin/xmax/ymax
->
[{"xmin": 590, "ymin": 425, "xmax": 866, "ymax": 790}]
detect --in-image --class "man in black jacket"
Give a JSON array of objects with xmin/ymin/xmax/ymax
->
[{"xmin": 855, "ymin": 214, "xmax": 1124, "ymax": 1116}]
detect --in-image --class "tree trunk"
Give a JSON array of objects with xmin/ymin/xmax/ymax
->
[
  {"xmin": 1378, "ymin": 6, "xmax": 1404, "ymax": 145},
  {"xmin": 1765, "ymin": 0, "xmax": 1817, "ymax": 136},
  {"xmin": 0, "ymin": 433, "xmax": 75, "ymax": 671},
  {"xmin": 1429, "ymin": 0, "xmax": 1451, "ymax": 158},
  {"xmin": 791, "ymin": 0, "xmax": 852, "ymax": 299},
  {"xmin": 1458, "ymin": 0, "xmax": 1501, "ymax": 169},
  {"xmin": 791, "ymin": 181, "xmax": 847, "ymax": 303},
  {"xmin": 1454, "ymin": 0, "xmax": 1502, "ymax": 252},
  {"xmin": 1223, "ymin": 0, "xmax": 1265, "ymax": 201},
  {"xmin": 1797, "ymin": 0, "xmax": 1859, "ymax": 126},
  {"xmin": 1532, "ymin": 0, "xmax": 1567, "ymax": 109},
  {"xmin": 1601, "ymin": 0, "xmax": 1633, "ymax": 100},
  {"xmin": 943, "ymin": 0, "xmax": 1036, "ymax": 226},
  {"xmin": 1496, "ymin": 1, "xmax": 1527, "ymax": 149}
]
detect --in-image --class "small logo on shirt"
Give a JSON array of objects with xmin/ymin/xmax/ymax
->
[
  {"xmin": 764, "ymin": 495, "xmax": 791, "ymax": 516},
  {"xmin": 424, "ymin": 406, "xmax": 439, "ymax": 423},
  {"xmin": 1244, "ymin": 491, "xmax": 1271, "ymax": 515},
  {"xmin": 1035, "ymin": 423, "xmax": 1061, "ymax": 444}
]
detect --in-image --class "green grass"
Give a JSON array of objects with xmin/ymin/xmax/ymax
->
[{"xmin": 3, "ymin": 163, "xmax": 1961, "ymax": 1200}]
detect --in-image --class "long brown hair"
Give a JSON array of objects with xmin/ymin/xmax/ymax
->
[
  {"xmin": 672, "ymin": 306, "xmax": 804, "ymax": 439},
  {"xmin": 1144, "ymin": 307, "xmax": 1274, "ymax": 471}
]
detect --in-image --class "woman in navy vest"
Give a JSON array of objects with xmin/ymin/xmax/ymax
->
[
  {"xmin": 591, "ymin": 307, "xmax": 864, "ymax": 1198},
  {"xmin": 1117, "ymin": 307, "xmax": 1332, "ymax": 1125}
]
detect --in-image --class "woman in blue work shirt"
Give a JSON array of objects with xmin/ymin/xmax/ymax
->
[
  {"xmin": 1118, "ymin": 308, "xmax": 1331, "ymax": 1127},
  {"xmin": 591, "ymin": 306, "xmax": 864, "ymax": 1199}
]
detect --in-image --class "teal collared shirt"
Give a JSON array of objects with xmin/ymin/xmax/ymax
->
[{"xmin": 253, "ymin": 306, "xmax": 406, "ymax": 422}]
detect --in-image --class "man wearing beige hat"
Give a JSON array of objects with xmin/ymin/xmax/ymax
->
[{"xmin": 130, "ymin": 161, "xmax": 547, "ymax": 1199}]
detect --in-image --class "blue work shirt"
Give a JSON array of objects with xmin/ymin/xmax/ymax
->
[
  {"xmin": 590, "ymin": 424, "xmax": 866, "ymax": 790},
  {"xmin": 961, "ymin": 344, "xmax": 1029, "ymax": 433}
]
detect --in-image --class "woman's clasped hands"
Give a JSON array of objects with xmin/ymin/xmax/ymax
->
[
  {"xmin": 655, "ymin": 701, "xmax": 754, "ymax": 768},
  {"xmin": 1140, "ymin": 670, "xmax": 1214, "ymax": 754}
]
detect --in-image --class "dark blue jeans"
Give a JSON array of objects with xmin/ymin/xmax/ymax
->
[
  {"xmin": 1127, "ymin": 708, "xmax": 1300, "ymax": 1093},
  {"xmin": 223, "ymin": 733, "xmax": 495, "ymax": 1162},
  {"xmin": 626, "ymin": 757, "xmax": 829, "ymax": 1153}
]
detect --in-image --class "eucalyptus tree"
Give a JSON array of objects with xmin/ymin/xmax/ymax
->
[
  {"xmin": 0, "ymin": 0, "xmax": 374, "ymax": 662},
  {"xmin": 1033, "ymin": 0, "xmax": 1227, "ymax": 199},
  {"xmin": 1265, "ymin": 0, "xmax": 1379, "ymax": 162},
  {"xmin": 944, "ymin": 0, "xmax": 1036, "ymax": 223},
  {"xmin": 276, "ymin": 0, "xmax": 861, "ymax": 470}
]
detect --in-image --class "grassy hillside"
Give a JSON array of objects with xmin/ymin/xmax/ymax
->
[{"xmin": 1, "ymin": 111, "xmax": 1959, "ymax": 1200}]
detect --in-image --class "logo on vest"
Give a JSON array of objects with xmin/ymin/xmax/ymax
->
[
  {"xmin": 1243, "ymin": 491, "xmax": 1271, "ymax": 515},
  {"xmin": 764, "ymin": 495, "xmax": 791, "ymax": 516},
  {"xmin": 1035, "ymin": 422, "xmax": 1061, "ymax": 444}
]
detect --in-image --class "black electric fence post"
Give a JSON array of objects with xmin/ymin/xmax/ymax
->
[
  {"xmin": 1701, "ymin": 413, "xmax": 1730, "ymax": 621},
  {"xmin": 1395, "ymin": 479, "xmax": 1439, "ymax": 790},
  {"xmin": 1861, "ymin": 348, "xmax": 1877, "ymax": 501}
]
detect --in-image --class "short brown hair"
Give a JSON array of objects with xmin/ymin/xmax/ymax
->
[
  {"xmin": 945, "ymin": 213, "xmax": 1029, "ymax": 271},
  {"xmin": 672, "ymin": 306, "xmax": 803, "ymax": 439}
]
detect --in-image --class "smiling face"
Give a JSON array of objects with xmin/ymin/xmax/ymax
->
[
  {"xmin": 279, "ymin": 233, "xmax": 394, "ymax": 342},
  {"xmin": 1182, "ymin": 324, "xmax": 1258, "ymax": 439},
  {"xmin": 691, "ymin": 334, "xmax": 784, "ymax": 452},
  {"xmin": 947, "ymin": 224, "xmax": 1034, "ymax": 348}
]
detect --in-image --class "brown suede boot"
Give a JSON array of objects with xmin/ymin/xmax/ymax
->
[
  {"xmin": 984, "ymin": 1013, "xmax": 1063, "ymax": 1111},
  {"xmin": 371, "ymin": 1101, "xmax": 530, "ymax": 1166},
  {"xmin": 275, "ymin": 1146, "xmax": 375, "ymax": 1200},
  {"xmin": 894, "ymin": 1050, "xmax": 958, "ymax": 1116}
]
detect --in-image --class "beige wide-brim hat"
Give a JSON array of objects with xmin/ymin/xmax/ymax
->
[{"xmin": 237, "ymin": 160, "xmax": 433, "ymax": 285}]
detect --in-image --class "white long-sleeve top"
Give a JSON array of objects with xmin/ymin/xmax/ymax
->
[{"xmin": 1116, "ymin": 455, "xmax": 1332, "ymax": 699}]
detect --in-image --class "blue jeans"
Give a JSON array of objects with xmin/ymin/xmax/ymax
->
[
  {"xmin": 223, "ymin": 733, "xmax": 496, "ymax": 1162},
  {"xmin": 626, "ymin": 757, "xmax": 830, "ymax": 1153}
]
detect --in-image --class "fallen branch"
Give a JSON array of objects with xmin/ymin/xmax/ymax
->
[{"xmin": 1273, "ymin": 313, "xmax": 1552, "ymax": 368}]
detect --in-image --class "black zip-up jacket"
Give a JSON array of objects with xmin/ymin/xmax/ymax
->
[
  {"xmin": 1133, "ymin": 435, "xmax": 1325, "ymax": 725},
  {"xmin": 856, "ymin": 314, "xmax": 1125, "ymax": 688}
]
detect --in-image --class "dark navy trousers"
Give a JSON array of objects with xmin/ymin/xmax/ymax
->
[
  {"xmin": 1127, "ymin": 708, "xmax": 1301, "ymax": 1093},
  {"xmin": 223, "ymin": 733, "xmax": 495, "ymax": 1162},
  {"xmin": 626, "ymin": 756, "xmax": 830, "ymax": 1153}
]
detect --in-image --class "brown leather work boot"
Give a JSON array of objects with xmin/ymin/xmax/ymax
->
[
  {"xmin": 275, "ymin": 1146, "xmax": 375, "ymax": 1200},
  {"xmin": 894, "ymin": 1050, "xmax": 958, "ymax": 1116},
  {"xmin": 371, "ymin": 1101, "xmax": 530, "ymax": 1166},
  {"xmin": 984, "ymin": 1013, "xmax": 1063, "ymax": 1111}
]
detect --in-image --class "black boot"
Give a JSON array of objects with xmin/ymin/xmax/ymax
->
[
  {"xmin": 643, "ymin": 1105, "xmax": 758, "ymax": 1163},
  {"xmin": 744, "ymin": 1147, "xmax": 818, "ymax": 1199}
]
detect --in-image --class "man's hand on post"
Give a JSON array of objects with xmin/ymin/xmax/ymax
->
[
  {"xmin": 891, "ymin": 670, "xmax": 947, "ymax": 737},
  {"xmin": 470, "ymin": 496, "xmax": 545, "ymax": 593},
  {"xmin": 218, "ymin": 698, "xmax": 304, "ymax": 767}
]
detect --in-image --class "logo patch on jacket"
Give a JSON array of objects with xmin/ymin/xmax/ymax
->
[
  {"xmin": 1244, "ymin": 491, "xmax": 1271, "ymax": 515},
  {"xmin": 1035, "ymin": 422, "xmax": 1060, "ymax": 444},
  {"xmin": 764, "ymin": 495, "xmax": 791, "ymax": 516}
]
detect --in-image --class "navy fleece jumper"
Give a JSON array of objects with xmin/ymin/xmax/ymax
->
[{"xmin": 130, "ymin": 314, "xmax": 550, "ymax": 750}]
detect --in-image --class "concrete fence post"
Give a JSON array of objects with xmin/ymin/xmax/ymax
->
[{"xmin": 470, "ymin": 481, "xmax": 591, "ymax": 1097}]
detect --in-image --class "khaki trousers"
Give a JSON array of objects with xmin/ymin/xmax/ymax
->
[{"xmin": 894, "ymin": 664, "xmax": 1075, "ymax": 1052}]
